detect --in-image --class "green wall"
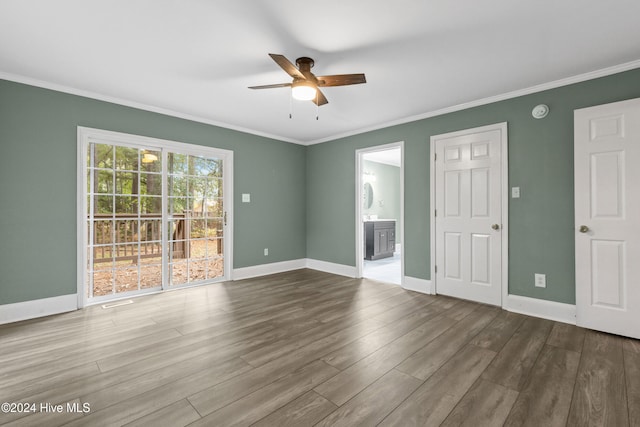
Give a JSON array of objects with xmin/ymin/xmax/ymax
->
[
  {"xmin": 2, "ymin": 67, "xmax": 640, "ymax": 308},
  {"xmin": 0, "ymin": 79, "xmax": 306, "ymax": 305},
  {"xmin": 362, "ymin": 160, "xmax": 401, "ymax": 243},
  {"xmin": 307, "ymin": 67, "xmax": 640, "ymax": 305}
]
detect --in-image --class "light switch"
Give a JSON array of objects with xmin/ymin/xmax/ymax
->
[
  {"xmin": 512, "ymin": 187, "xmax": 520, "ymax": 198},
  {"xmin": 535, "ymin": 273, "xmax": 546, "ymax": 288},
  {"xmin": 242, "ymin": 193, "xmax": 251, "ymax": 203}
]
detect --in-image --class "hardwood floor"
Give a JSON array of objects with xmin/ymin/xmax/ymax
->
[{"xmin": 1, "ymin": 269, "xmax": 638, "ymax": 426}]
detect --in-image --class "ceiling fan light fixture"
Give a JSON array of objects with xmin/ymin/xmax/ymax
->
[
  {"xmin": 291, "ymin": 80, "xmax": 317, "ymax": 101},
  {"xmin": 249, "ymin": 54, "xmax": 366, "ymax": 107}
]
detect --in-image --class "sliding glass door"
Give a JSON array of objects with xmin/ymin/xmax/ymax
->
[
  {"xmin": 167, "ymin": 152, "xmax": 225, "ymax": 287},
  {"xmin": 80, "ymin": 128, "xmax": 232, "ymax": 305}
]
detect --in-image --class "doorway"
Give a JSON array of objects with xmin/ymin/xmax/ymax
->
[
  {"xmin": 77, "ymin": 128, "xmax": 233, "ymax": 307},
  {"xmin": 356, "ymin": 143, "xmax": 404, "ymax": 285},
  {"xmin": 430, "ymin": 123, "xmax": 508, "ymax": 306}
]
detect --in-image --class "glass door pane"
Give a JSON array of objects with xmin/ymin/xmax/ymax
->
[
  {"xmin": 87, "ymin": 143, "xmax": 163, "ymax": 300},
  {"xmin": 167, "ymin": 152, "xmax": 224, "ymax": 287}
]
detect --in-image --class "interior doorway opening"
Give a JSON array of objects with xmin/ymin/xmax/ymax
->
[{"xmin": 356, "ymin": 143, "xmax": 404, "ymax": 285}]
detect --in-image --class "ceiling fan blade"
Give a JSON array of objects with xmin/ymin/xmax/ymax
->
[
  {"xmin": 312, "ymin": 89, "xmax": 329, "ymax": 106},
  {"xmin": 269, "ymin": 53, "xmax": 305, "ymax": 79},
  {"xmin": 248, "ymin": 83, "xmax": 292, "ymax": 89},
  {"xmin": 317, "ymin": 74, "xmax": 366, "ymax": 87}
]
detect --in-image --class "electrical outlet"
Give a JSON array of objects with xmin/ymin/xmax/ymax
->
[
  {"xmin": 264, "ymin": 248, "xmax": 268, "ymax": 256},
  {"xmin": 512, "ymin": 187, "xmax": 520, "ymax": 198},
  {"xmin": 534, "ymin": 273, "xmax": 546, "ymax": 288}
]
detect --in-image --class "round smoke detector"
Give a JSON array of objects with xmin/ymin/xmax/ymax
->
[{"xmin": 532, "ymin": 104, "xmax": 549, "ymax": 119}]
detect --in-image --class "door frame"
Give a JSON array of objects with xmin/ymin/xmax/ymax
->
[
  {"xmin": 355, "ymin": 141, "xmax": 405, "ymax": 284},
  {"xmin": 429, "ymin": 122, "xmax": 509, "ymax": 305},
  {"xmin": 76, "ymin": 127, "xmax": 234, "ymax": 308}
]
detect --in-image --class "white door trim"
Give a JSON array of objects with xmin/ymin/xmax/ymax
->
[
  {"xmin": 76, "ymin": 126, "xmax": 234, "ymax": 308},
  {"xmin": 355, "ymin": 141, "xmax": 405, "ymax": 285},
  {"xmin": 430, "ymin": 122, "xmax": 509, "ymax": 306}
]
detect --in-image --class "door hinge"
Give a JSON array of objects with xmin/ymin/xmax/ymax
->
[
  {"xmin": 434, "ymin": 209, "xmax": 437, "ymax": 217},
  {"xmin": 224, "ymin": 211, "xmax": 227, "ymax": 226},
  {"xmin": 435, "ymin": 265, "xmax": 438, "ymax": 273},
  {"xmin": 434, "ymin": 153, "xmax": 437, "ymax": 161}
]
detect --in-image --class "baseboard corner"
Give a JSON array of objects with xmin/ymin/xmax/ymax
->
[{"xmin": 305, "ymin": 259, "xmax": 357, "ymax": 278}]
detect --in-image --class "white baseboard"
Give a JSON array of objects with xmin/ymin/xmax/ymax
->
[
  {"xmin": 0, "ymin": 272, "xmax": 576, "ymax": 329},
  {"xmin": 0, "ymin": 294, "xmax": 77, "ymax": 325},
  {"xmin": 233, "ymin": 258, "xmax": 358, "ymax": 280},
  {"xmin": 504, "ymin": 294, "xmax": 576, "ymax": 325},
  {"xmin": 403, "ymin": 276, "xmax": 433, "ymax": 295},
  {"xmin": 233, "ymin": 259, "xmax": 307, "ymax": 280},
  {"xmin": 305, "ymin": 259, "xmax": 357, "ymax": 278}
]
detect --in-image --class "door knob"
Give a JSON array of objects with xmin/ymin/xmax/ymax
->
[
  {"xmin": 579, "ymin": 225, "xmax": 589, "ymax": 233},
  {"xmin": 491, "ymin": 224, "xmax": 500, "ymax": 230}
]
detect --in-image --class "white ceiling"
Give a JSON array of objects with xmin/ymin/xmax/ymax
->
[{"xmin": 1, "ymin": 1, "xmax": 639, "ymax": 145}]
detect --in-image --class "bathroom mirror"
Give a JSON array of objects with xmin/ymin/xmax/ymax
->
[{"xmin": 363, "ymin": 182, "xmax": 373, "ymax": 209}]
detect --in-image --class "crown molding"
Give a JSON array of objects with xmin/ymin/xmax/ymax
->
[
  {"xmin": 3, "ymin": 58, "xmax": 640, "ymax": 147},
  {"xmin": 0, "ymin": 71, "xmax": 305, "ymax": 145},
  {"xmin": 304, "ymin": 59, "xmax": 640, "ymax": 145}
]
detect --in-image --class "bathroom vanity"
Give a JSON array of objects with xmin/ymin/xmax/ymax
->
[{"xmin": 363, "ymin": 220, "xmax": 396, "ymax": 260}]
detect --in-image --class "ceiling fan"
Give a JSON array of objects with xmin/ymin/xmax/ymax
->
[{"xmin": 249, "ymin": 54, "xmax": 366, "ymax": 106}]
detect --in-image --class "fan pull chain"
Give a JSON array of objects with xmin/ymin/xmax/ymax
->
[
  {"xmin": 316, "ymin": 92, "xmax": 319, "ymax": 120},
  {"xmin": 289, "ymin": 90, "xmax": 293, "ymax": 119}
]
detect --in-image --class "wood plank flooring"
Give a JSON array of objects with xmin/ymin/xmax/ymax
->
[{"xmin": 1, "ymin": 269, "xmax": 638, "ymax": 426}]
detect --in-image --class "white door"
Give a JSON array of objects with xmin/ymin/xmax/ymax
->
[
  {"xmin": 575, "ymin": 98, "xmax": 640, "ymax": 339},
  {"xmin": 433, "ymin": 124, "xmax": 505, "ymax": 306}
]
